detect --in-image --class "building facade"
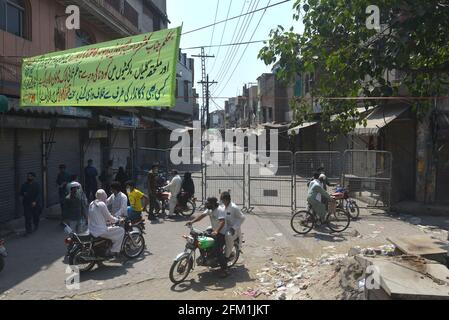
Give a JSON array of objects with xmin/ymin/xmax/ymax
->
[{"xmin": 0, "ymin": 0, "xmax": 177, "ymax": 223}]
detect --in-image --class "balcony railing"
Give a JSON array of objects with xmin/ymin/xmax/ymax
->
[{"xmin": 58, "ymin": 0, "xmax": 140, "ymax": 36}]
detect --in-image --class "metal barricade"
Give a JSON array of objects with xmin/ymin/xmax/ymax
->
[
  {"xmin": 247, "ymin": 151, "xmax": 294, "ymax": 213},
  {"xmin": 204, "ymin": 151, "xmax": 246, "ymax": 208},
  {"xmin": 342, "ymin": 150, "xmax": 392, "ymax": 209},
  {"xmin": 135, "ymin": 147, "xmax": 205, "ymax": 202},
  {"xmin": 295, "ymin": 151, "xmax": 343, "ymax": 209}
]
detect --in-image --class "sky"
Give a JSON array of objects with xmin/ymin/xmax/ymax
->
[{"xmin": 167, "ymin": 0, "xmax": 303, "ymax": 112}]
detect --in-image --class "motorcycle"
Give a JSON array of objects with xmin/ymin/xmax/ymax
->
[
  {"xmin": 169, "ymin": 226, "xmax": 241, "ymax": 284},
  {"xmin": 0, "ymin": 239, "xmax": 6, "ymax": 273},
  {"xmin": 65, "ymin": 217, "xmax": 145, "ymax": 258},
  {"xmin": 64, "ymin": 219, "xmax": 145, "ymax": 272},
  {"xmin": 332, "ymin": 186, "xmax": 360, "ymax": 220},
  {"xmin": 155, "ymin": 187, "xmax": 196, "ymax": 218}
]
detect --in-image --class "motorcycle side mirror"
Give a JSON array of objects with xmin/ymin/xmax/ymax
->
[{"xmin": 64, "ymin": 224, "xmax": 73, "ymax": 235}]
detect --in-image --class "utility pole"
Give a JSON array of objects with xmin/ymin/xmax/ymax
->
[
  {"xmin": 198, "ymin": 75, "xmax": 218, "ymax": 129},
  {"xmin": 192, "ymin": 48, "xmax": 216, "ymax": 130},
  {"xmin": 192, "ymin": 48, "xmax": 216, "ymax": 204}
]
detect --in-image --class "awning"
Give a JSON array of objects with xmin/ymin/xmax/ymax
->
[
  {"xmin": 331, "ymin": 106, "xmax": 376, "ymax": 121},
  {"xmin": 262, "ymin": 122, "xmax": 291, "ymax": 130},
  {"xmin": 288, "ymin": 122, "xmax": 318, "ymax": 135},
  {"xmin": 353, "ymin": 105, "xmax": 409, "ymax": 136},
  {"xmin": 155, "ymin": 119, "xmax": 192, "ymax": 132}
]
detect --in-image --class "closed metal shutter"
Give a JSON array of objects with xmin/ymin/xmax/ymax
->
[
  {"xmin": 16, "ymin": 130, "xmax": 43, "ymax": 216},
  {"xmin": 47, "ymin": 129, "xmax": 81, "ymax": 207},
  {"xmin": 84, "ymin": 139, "xmax": 102, "ymax": 174},
  {"xmin": 110, "ymin": 130, "xmax": 131, "ymax": 171},
  {"xmin": 436, "ymin": 142, "xmax": 449, "ymax": 204},
  {"xmin": 0, "ymin": 129, "xmax": 15, "ymax": 223}
]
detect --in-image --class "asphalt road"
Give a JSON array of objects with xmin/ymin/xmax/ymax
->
[{"xmin": 1, "ymin": 204, "xmax": 447, "ymax": 300}]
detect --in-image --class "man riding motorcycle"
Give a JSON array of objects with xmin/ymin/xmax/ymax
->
[
  {"xmin": 186, "ymin": 197, "xmax": 229, "ymax": 277},
  {"xmin": 88, "ymin": 189, "xmax": 125, "ymax": 259},
  {"xmin": 165, "ymin": 170, "xmax": 182, "ymax": 218}
]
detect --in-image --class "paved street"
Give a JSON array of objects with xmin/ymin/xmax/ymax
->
[{"xmin": 1, "ymin": 206, "xmax": 447, "ymax": 300}]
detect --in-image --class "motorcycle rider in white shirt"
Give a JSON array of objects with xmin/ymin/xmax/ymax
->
[
  {"xmin": 220, "ymin": 192, "xmax": 245, "ymax": 261},
  {"xmin": 165, "ymin": 169, "xmax": 182, "ymax": 217}
]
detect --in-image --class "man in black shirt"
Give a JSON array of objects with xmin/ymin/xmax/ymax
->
[{"xmin": 20, "ymin": 172, "xmax": 41, "ymax": 236}]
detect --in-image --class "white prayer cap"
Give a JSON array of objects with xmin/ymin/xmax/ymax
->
[{"xmin": 96, "ymin": 189, "xmax": 108, "ymax": 202}]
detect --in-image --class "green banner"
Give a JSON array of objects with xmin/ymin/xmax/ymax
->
[{"xmin": 21, "ymin": 27, "xmax": 182, "ymax": 107}]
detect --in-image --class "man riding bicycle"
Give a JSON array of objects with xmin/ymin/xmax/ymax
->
[{"xmin": 307, "ymin": 173, "xmax": 334, "ymax": 224}]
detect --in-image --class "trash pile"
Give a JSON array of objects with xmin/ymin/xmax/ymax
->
[{"xmin": 237, "ymin": 244, "xmax": 400, "ymax": 300}]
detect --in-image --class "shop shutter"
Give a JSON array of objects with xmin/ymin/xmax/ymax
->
[
  {"xmin": 436, "ymin": 142, "xmax": 449, "ymax": 204},
  {"xmin": 46, "ymin": 129, "xmax": 81, "ymax": 207},
  {"xmin": 16, "ymin": 130, "xmax": 43, "ymax": 215},
  {"xmin": 110, "ymin": 130, "xmax": 131, "ymax": 171},
  {"xmin": 0, "ymin": 129, "xmax": 15, "ymax": 222}
]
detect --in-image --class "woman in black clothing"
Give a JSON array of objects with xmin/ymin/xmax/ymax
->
[{"xmin": 179, "ymin": 172, "xmax": 195, "ymax": 205}]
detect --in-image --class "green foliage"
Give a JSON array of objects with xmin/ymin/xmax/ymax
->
[{"xmin": 259, "ymin": 0, "xmax": 449, "ymax": 139}]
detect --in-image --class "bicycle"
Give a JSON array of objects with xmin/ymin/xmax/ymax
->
[{"xmin": 291, "ymin": 200, "xmax": 351, "ymax": 235}]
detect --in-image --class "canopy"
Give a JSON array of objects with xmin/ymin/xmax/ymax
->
[
  {"xmin": 288, "ymin": 122, "xmax": 318, "ymax": 135},
  {"xmin": 155, "ymin": 119, "xmax": 192, "ymax": 132},
  {"xmin": 353, "ymin": 106, "xmax": 409, "ymax": 136}
]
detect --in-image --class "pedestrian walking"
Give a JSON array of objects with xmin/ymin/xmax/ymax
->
[
  {"xmin": 100, "ymin": 160, "xmax": 114, "ymax": 195},
  {"xmin": 56, "ymin": 164, "xmax": 71, "ymax": 224},
  {"xmin": 62, "ymin": 182, "xmax": 85, "ymax": 234},
  {"xmin": 147, "ymin": 164, "xmax": 159, "ymax": 220},
  {"xmin": 84, "ymin": 159, "xmax": 98, "ymax": 202},
  {"xmin": 20, "ymin": 172, "xmax": 42, "ymax": 236}
]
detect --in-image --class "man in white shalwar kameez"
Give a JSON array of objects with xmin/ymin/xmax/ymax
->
[{"xmin": 88, "ymin": 190, "xmax": 125, "ymax": 257}]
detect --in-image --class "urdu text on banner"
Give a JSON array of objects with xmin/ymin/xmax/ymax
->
[{"xmin": 20, "ymin": 26, "xmax": 182, "ymax": 108}]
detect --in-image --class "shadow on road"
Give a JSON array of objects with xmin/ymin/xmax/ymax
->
[
  {"xmin": 170, "ymin": 265, "xmax": 253, "ymax": 293},
  {"xmin": 0, "ymin": 219, "xmax": 69, "ymax": 294}
]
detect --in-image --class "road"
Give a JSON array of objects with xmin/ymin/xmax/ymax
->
[{"xmin": 1, "ymin": 205, "xmax": 448, "ymax": 300}]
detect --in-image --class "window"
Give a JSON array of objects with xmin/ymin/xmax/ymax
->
[
  {"xmin": 1, "ymin": 0, "xmax": 29, "ymax": 38},
  {"xmin": 184, "ymin": 81, "xmax": 189, "ymax": 103},
  {"xmin": 175, "ymin": 79, "xmax": 179, "ymax": 98},
  {"xmin": 124, "ymin": 1, "xmax": 138, "ymax": 27},
  {"xmin": 105, "ymin": 0, "xmax": 121, "ymax": 12},
  {"xmin": 54, "ymin": 28, "xmax": 66, "ymax": 51},
  {"xmin": 75, "ymin": 29, "xmax": 95, "ymax": 47},
  {"xmin": 153, "ymin": 14, "xmax": 160, "ymax": 31}
]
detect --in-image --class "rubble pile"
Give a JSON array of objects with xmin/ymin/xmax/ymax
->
[{"xmin": 238, "ymin": 244, "xmax": 400, "ymax": 300}]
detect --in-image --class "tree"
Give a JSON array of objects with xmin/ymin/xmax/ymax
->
[{"xmin": 258, "ymin": 0, "xmax": 449, "ymax": 140}]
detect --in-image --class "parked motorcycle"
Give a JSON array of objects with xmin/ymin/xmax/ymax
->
[
  {"xmin": 0, "ymin": 239, "xmax": 6, "ymax": 273},
  {"xmin": 332, "ymin": 186, "xmax": 360, "ymax": 219},
  {"xmin": 64, "ymin": 219, "xmax": 145, "ymax": 272},
  {"xmin": 169, "ymin": 226, "xmax": 241, "ymax": 284},
  {"xmin": 155, "ymin": 187, "xmax": 196, "ymax": 217}
]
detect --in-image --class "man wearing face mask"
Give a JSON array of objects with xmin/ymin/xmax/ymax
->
[
  {"xmin": 186, "ymin": 197, "xmax": 229, "ymax": 277},
  {"xmin": 20, "ymin": 172, "xmax": 41, "ymax": 236},
  {"xmin": 88, "ymin": 189, "xmax": 125, "ymax": 258}
]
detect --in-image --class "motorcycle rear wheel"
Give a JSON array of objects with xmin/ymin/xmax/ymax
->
[
  {"xmin": 123, "ymin": 234, "xmax": 145, "ymax": 259},
  {"xmin": 169, "ymin": 255, "xmax": 193, "ymax": 284},
  {"xmin": 345, "ymin": 200, "xmax": 360, "ymax": 220},
  {"xmin": 179, "ymin": 200, "xmax": 196, "ymax": 217},
  {"xmin": 69, "ymin": 248, "xmax": 96, "ymax": 272},
  {"xmin": 227, "ymin": 243, "xmax": 240, "ymax": 268}
]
